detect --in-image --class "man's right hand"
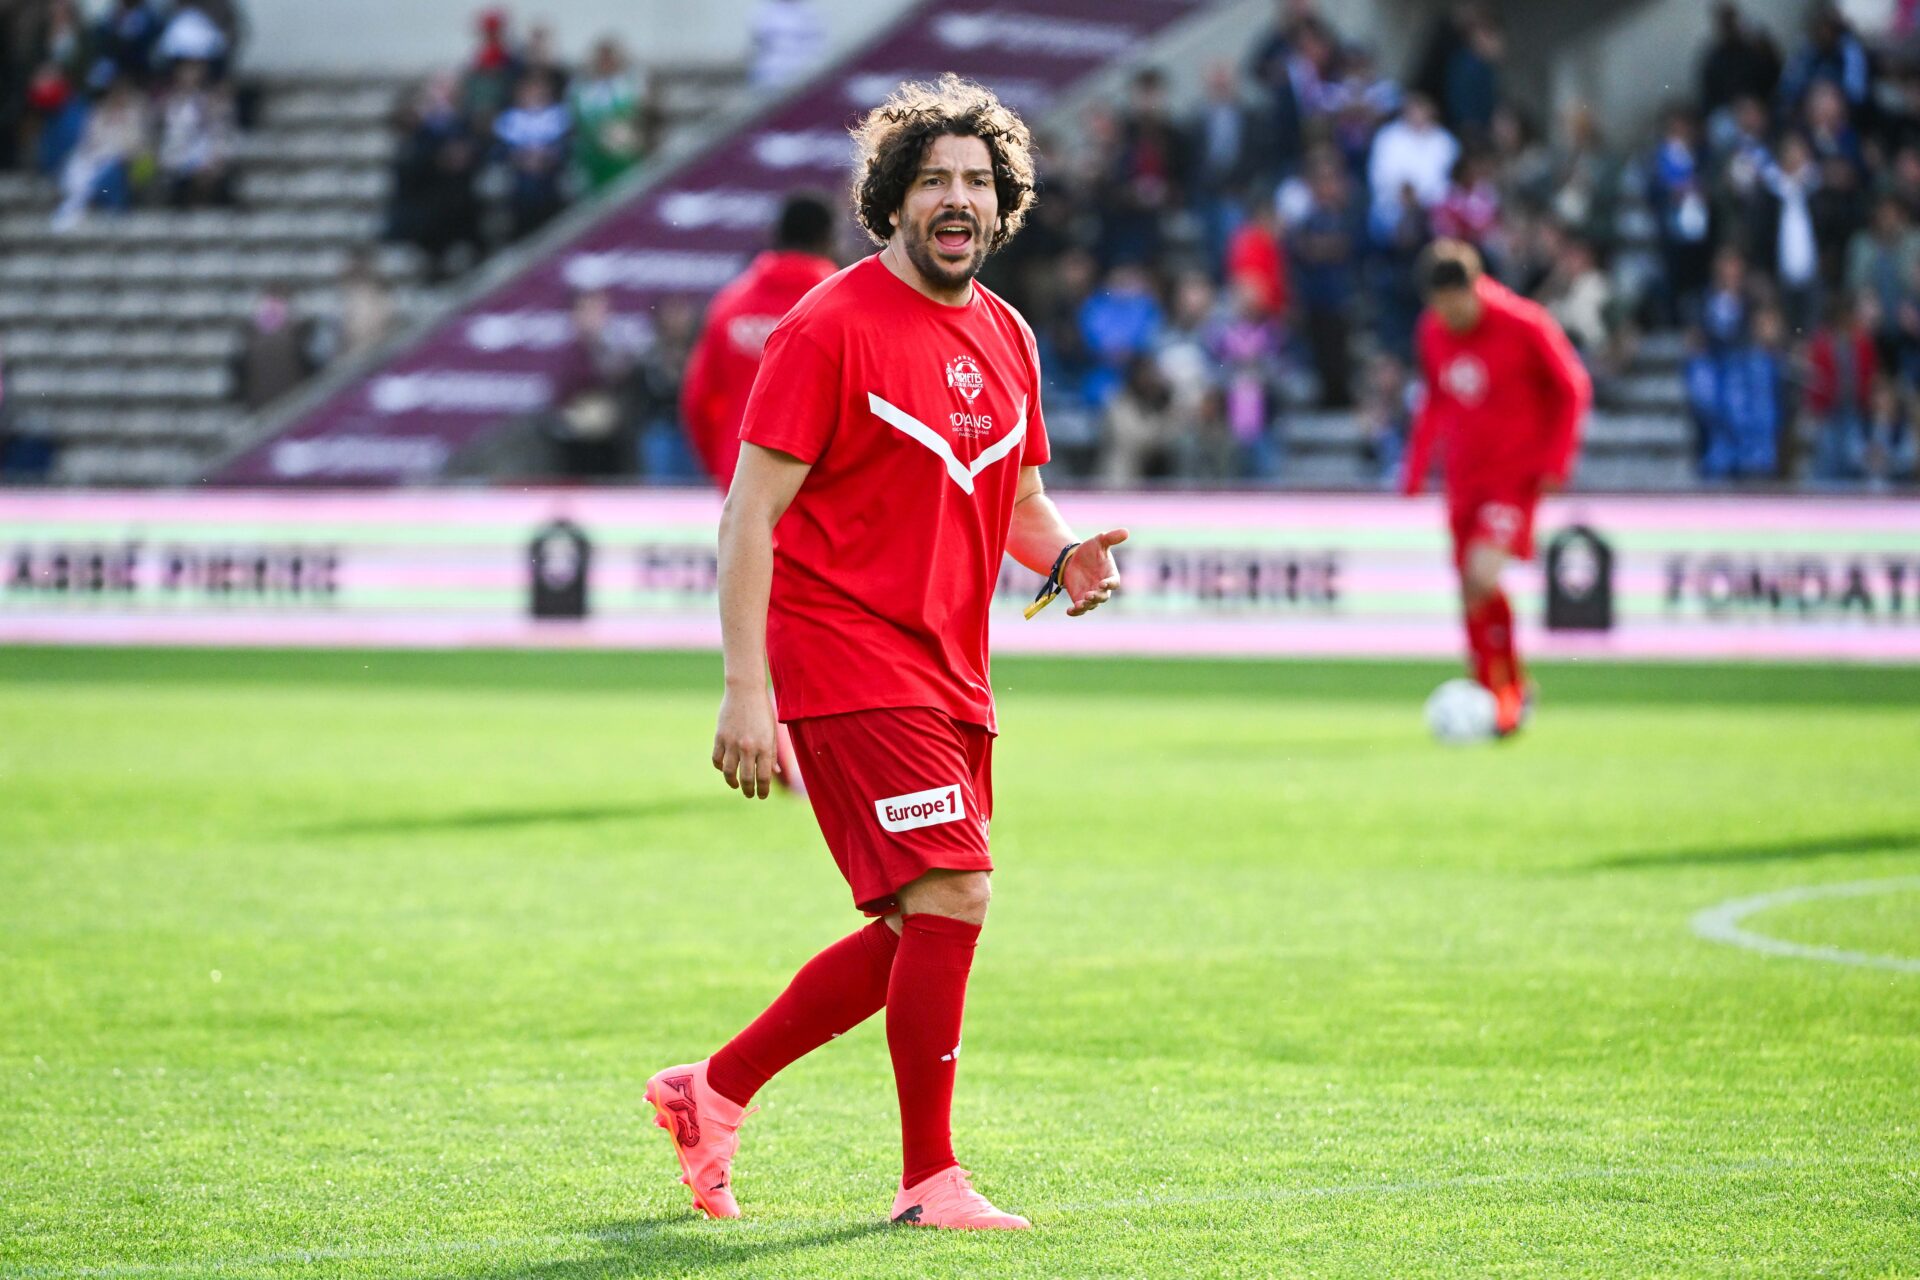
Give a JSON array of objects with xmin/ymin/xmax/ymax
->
[{"xmin": 713, "ymin": 684, "xmax": 781, "ymax": 799}]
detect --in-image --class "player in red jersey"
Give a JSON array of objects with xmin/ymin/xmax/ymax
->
[
  {"xmin": 1401, "ymin": 240, "xmax": 1589, "ymax": 736},
  {"xmin": 681, "ymin": 194, "xmax": 839, "ymax": 489},
  {"xmin": 681, "ymin": 194, "xmax": 839, "ymax": 793},
  {"xmin": 642, "ymin": 75, "xmax": 1126, "ymax": 1230}
]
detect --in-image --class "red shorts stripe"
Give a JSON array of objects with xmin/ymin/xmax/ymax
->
[{"xmin": 786, "ymin": 706, "xmax": 993, "ymax": 916}]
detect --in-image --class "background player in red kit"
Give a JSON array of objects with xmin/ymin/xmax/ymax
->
[
  {"xmin": 1401, "ymin": 239, "xmax": 1590, "ymax": 736},
  {"xmin": 643, "ymin": 75, "xmax": 1127, "ymax": 1230},
  {"xmin": 681, "ymin": 194, "xmax": 839, "ymax": 791},
  {"xmin": 680, "ymin": 194, "xmax": 839, "ymax": 489}
]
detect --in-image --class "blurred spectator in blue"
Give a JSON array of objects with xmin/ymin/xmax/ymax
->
[
  {"xmin": 1358, "ymin": 353, "xmax": 1413, "ymax": 485},
  {"xmin": 1710, "ymin": 95, "xmax": 1774, "ymax": 256},
  {"xmin": 19, "ymin": 0, "xmax": 92, "ymax": 172},
  {"xmin": 1701, "ymin": 245, "xmax": 1758, "ymax": 351},
  {"xmin": 750, "ymin": 0, "xmax": 827, "ymax": 92},
  {"xmin": 157, "ymin": 59, "xmax": 235, "ymax": 209},
  {"xmin": 52, "ymin": 74, "xmax": 148, "ymax": 228},
  {"xmin": 93, "ymin": 0, "xmax": 161, "ymax": 86},
  {"xmin": 1291, "ymin": 150, "xmax": 1361, "ymax": 408},
  {"xmin": 494, "ymin": 74, "xmax": 571, "ymax": 241},
  {"xmin": 1443, "ymin": 11, "xmax": 1503, "ymax": 145},
  {"xmin": 1649, "ymin": 106, "xmax": 1713, "ymax": 324},
  {"xmin": 1759, "ymin": 133, "xmax": 1822, "ymax": 334},
  {"xmin": 461, "ymin": 8, "xmax": 522, "ymax": 124},
  {"xmin": 1187, "ymin": 61, "xmax": 1274, "ymax": 273},
  {"xmin": 1779, "ymin": 3, "xmax": 1869, "ymax": 118},
  {"xmin": 1323, "ymin": 44, "xmax": 1400, "ymax": 175},
  {"xmin": 1368, "ymin": 93, "xmax": 1457, "ymax": 232},
  {"xmin": 1805, "ymin": 293, "xmax": 1876, "ymax": 481},
  {"xmin": 1696, "ymin": 304, "xmax": 1786, "ymax": 479},
  {"xmin": 1802, "ymin": 81, "xmax": 1862, "ymax": 176},
  {"xmin": 1699, "ymin": 3, "xmax": 1782, "ymax": 143},
  {"xmin": 1079, "ymin": 262, "xmax": 1164, "ymax": 407},
  {"xmin": 1367, "ymin": 174, "xmax": 1427, "ymax": 360},
  {"xmin": 388, "ymin": 72, "xmax": 483, "ymax": 280}
]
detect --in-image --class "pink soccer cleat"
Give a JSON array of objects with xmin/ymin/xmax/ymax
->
[
  {"xmin": 644, "ymin": 1059, "xmax": 749, "ymax": 1219},
  {"xmin": 890, "ymin": 1166, "xmax": 1031, "ymax": 1230}
]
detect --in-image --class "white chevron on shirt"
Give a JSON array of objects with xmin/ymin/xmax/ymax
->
[{"xmin": 866, "ymin": 392, "xmax": 1027, "ymax": 495}]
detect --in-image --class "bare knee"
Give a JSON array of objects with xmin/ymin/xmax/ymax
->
[
  {"xmin": 1461, "ymin": 545, "xmax": 1506, "ymax": 609},
  {"xmin": 895, "ymin": 869, "xmax": 991, "ymax": 926}
]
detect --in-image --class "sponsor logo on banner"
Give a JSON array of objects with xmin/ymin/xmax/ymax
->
[
  {"xmin": 271, "ymin": 435, "xmax": 450, "ymax": 479},
  {"xmin": 368, "ymin": 371, "xmax": 552, "ymax": 416},
  {"xmin": 1663, "ymin": 553, "xmax": 1920, "ymax": 620},
  {"xmin": 657, "ymin": 189, "xmax": 783, "ymax": 230},
  {"xmin": 750, "ymin": 130, "xmax": 855, "ymax": 170},
  {"xmin": 875, "ymin": 784, "xmax": 967, "ymax": 833},
  {"xmin": 931, "ymin": 12, "xmax": 1137, "ymax": 56},
  {"xmin": 563, "ymin": 250, "xmax": 746, "ymax": 292},
  {"xmin": 466, "ymin": 310, "xmax": 653, "ymax": 353}
]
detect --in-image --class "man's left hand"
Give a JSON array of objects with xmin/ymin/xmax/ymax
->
[{"xmin": 1063, "ymin": 528, "xmax": 1128, "ymax": 616}]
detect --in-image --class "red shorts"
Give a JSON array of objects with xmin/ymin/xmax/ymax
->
[
  {"xmin": 786, "ymin": 706, "xmax": 994, "ymax": 915},
  {"xmin": 1450, "ymin": 495, "xmax": 1538, "ymax": 567}
]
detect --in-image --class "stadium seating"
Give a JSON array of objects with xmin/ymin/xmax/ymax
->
[{"xmin": 0, "ymin": 65, "xmax": 748, "ymax": 487}]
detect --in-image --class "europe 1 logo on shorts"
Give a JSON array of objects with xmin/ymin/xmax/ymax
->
[{"xmin": 874, "ymin": 784, "xmax": 966, "ymax": 833}]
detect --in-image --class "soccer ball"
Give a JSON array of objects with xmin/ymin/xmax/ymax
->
[{"xmin": 1425, "ymin": 678, "xmax": 1498, "ymax": 745}]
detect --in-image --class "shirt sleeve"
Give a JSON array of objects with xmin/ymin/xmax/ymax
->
[
  {"xmin": 1527, "ymin": 307, "xmax": 1592, "ymax": 485},
  {"xmin": 738, "ymin": 323, "xmax": 840, "ymax": 464},
  {"xmin": 1400, "ymin": 321, "xmax": 1441, "ymax": 496},
  {"xmin": 1018, "ymin": 323, "xmax": 1051, "ymax": 467}
]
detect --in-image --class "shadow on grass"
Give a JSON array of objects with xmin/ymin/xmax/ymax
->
[
  {"xmin": 293, "ymin": 796, "xmax": 716, "ymax": 838},
  {"xmin": 1589, "ymin": 827, "xmax": 1920, "ymax": 871},
  {"xmin": 473, "ymin": 1213, "xmax": 887, "ymax": 1279}
]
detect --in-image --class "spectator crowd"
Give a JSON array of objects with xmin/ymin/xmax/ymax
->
[
  {"xmin": 1, "ymin": 0, "xmax": 248, "ymax": 226},
  {"xmin": 969, "ymin": 0, "xmax": 1918, "ymax": 490}
]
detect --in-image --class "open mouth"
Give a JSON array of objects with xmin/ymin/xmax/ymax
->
[{"xmin": 931, "ymin": 220, "xmax": 975, "ymax": 255}]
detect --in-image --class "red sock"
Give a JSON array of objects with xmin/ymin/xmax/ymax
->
[
  {"xmin": 886, "ymin": 913, "xmax": 980, "ymax": 1189},
  {"xmin": 1465, "ymin": 589, "xmax": 1519, "ymax": 692},
  {"xmin": 706, "ymin": 918, "xmax": 898, "ymax": 1108}
]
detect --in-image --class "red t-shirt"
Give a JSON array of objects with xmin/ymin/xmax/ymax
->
[
  {"xmin": 1402, "ymin": 277, "xmax": 1590, "ymax": 503},
  {"xmin": 681, "ymin": 250, "xmax": 839, "ymax": 488},
  {"xmin": 739, "ymin": 255, "xmax": 1051, "ymax": 733}
]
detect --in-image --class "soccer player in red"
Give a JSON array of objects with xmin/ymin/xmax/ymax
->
[
  {"xmin": 1401, "ymin": 239, "xmax": 1590, "ymax": 736},
  {"xmin": 643, "ymin": 75, "xmax": 1127, "ymax": 1230},
  {"xmin": 681, "ymin": 194, "xmax": 839, "ymax": 793},
  {"xmin": 680, "ymin": 193, "xmax": 839, "ymax": 489}
]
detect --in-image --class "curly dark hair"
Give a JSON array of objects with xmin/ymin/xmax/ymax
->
[{"xmin": 848, "ymin": 74, "xmax": 1036, "ymax": 252}]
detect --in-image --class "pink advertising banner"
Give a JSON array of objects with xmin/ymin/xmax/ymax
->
[{"xmin": 5, "ymin": 489, "xmax": 1918, "ymax": 662}]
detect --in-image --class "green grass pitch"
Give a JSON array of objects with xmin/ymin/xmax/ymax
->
[{"xmin": 2, "ymin": 647, "xmax": 1917, "ymax": 1279}]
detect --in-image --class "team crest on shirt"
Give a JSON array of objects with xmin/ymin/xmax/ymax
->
[
  {"xmin": 1441, "ymin": 354, "xmax": 1489, "ymax": 406},
  {"xmin": 945, "ymin": 354, "xmax": 984, "ymax": 403}
]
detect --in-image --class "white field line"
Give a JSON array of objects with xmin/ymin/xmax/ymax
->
[
  {"xmin": 2, "ymin": 1156, "xmax": 1888, "ymax": 1279},
  {"xmin": 1690, "ymin": 877, "xmax": 1920, "ymax": 974}
]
